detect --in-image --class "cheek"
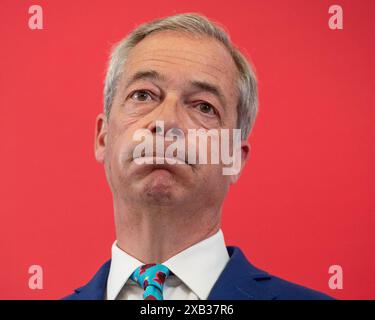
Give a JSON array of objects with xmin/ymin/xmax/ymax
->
[
  {"xmin": 197, "ymin": 164, "xmax": 226, "ymax": 183},
  {"xmin": 105, "ymin": 126, "xmax": 133, "ymax": 173},
  {"xmin": 196, "ymin": 165, "xmax": 231, "ymax": 202},
  {"xmin": 110, "ymin": 111, "xmax": 139, "ymax": 133}
]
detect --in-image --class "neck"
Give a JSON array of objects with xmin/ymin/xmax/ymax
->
[{"xmin": 114, "ymin": 197, "xmax": 222, "ymax": 263}]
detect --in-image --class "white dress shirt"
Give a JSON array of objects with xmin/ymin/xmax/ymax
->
[{"xmin": 105, "ymin": 229, "xmax": 229, "ymax": 300}]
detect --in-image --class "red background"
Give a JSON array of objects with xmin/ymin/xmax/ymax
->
[{"xmin": 0, "ymin": 0, "xmax": 374, "ymax": 300}]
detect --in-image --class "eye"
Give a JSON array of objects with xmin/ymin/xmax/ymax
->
[
  {"xmin": 196, "ymin": 102, "xmax": 217, "ymax": 116},
  {"xmin": 130, "ymin": 90, "xmax": 153, "ymax": 102}
]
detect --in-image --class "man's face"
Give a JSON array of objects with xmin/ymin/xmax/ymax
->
[{"xmin": 95, "ymin": 31, "xmax": 249, "ymax": 208}]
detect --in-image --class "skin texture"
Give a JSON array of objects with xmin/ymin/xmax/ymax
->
[{"xmin": 94, "ymin": 30, "xmax": 250, "ymax": 263}]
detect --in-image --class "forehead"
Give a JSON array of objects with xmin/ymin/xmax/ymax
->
[{"xmin": 122, "ymin": 30, "xmax": 238, "ymax": 99}]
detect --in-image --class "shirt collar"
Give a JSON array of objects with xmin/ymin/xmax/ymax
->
[
  {"xmin": 163, "ymin": 229, "xmax": 229, "ymax": 300},
  {"xmin": 106, "ymin": 243, "xmax": 144, "ymax": 300},
  {"xmin": 106, "ymin": 229, "xmax": 229, "ymax": 300}
]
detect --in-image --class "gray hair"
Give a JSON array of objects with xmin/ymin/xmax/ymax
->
[{"xmin": 103, "ymin": 13, "xmax": 258, "ymax": 139}]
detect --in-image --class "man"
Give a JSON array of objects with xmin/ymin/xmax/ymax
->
[{"xmin": 64, "ymin": 13, "xmax": 333, "ymax": 300}]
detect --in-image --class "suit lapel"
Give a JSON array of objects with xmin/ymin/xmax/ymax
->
[
  {"xmin": 72, "ymin": 260, "xmax": 111, "ymax": 300},
  {"xmin": 207, "ymin": 246, "xmax": 277, "ymax": 300}
]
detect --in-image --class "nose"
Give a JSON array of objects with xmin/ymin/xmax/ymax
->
[{"xmin": 146, "ymin": 97, "xmax": 184, "ymax": 137}]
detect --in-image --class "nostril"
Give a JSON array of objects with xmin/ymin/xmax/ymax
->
[
  {"xmin": 155, "ymin": 125, "xmax": 163, "ymax": 135},
  {"xmin": 169, "ymin": 127, "xmax": 183, "ymax": 137}
]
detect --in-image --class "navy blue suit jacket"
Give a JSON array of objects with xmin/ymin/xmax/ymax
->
[{"xmin": 63, "ymin": 246, "xmax": 334, "ymax": 300}]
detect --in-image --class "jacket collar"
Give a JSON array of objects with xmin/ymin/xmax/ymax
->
[
  {"xmin": 207, "ymin": 246, "xmax": 276, "ymax": 300},
  {"xmin": 72, "ymin": 246, "xmax": 276, "ymax": 300},
  {"xmin": 72, "ymin": 260, "xmax": 110, "ymax": 300}
]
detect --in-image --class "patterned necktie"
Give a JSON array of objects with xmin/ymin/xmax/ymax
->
[{"xmin": 130, "ymin": 263, "xmax": 172, "ymax": 300}]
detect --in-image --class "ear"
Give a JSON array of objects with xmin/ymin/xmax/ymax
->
[
  {"xmin": 94, "ymin": 113, "xmax": 108, "ymax": 164},
  {"xmin": 229, "ymin": 140, "xmax": 251, "ymax": 184}
]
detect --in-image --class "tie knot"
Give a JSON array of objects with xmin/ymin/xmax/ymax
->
[{"xmin": 130, "ymin": 264, "xmax": 171, "ymax": 300}]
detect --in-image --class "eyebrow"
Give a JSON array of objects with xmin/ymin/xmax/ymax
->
[
  {"xmin": 124, "ymin": 69, "xmax": 227, "ymax": 107},
  {"xmin": 189, "ymin": 80, "xmax": 227, "ymax": 107},
  {"xmin": 124, "ymin": 70, "xmax": 167, "ymax": 89}
]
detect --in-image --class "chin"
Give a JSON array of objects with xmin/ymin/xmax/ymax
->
[
  {"xmin": 144, "ymin": 187, "xmax": 173, "ymax": 204},
  {"xmin": 141, "ymin": 169, "xmax": 178, "ymax": 204}
]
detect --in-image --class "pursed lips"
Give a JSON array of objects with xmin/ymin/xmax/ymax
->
[{"xmin": 133, "ymin": 155, "xmax": 190, "ymax": 166}]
